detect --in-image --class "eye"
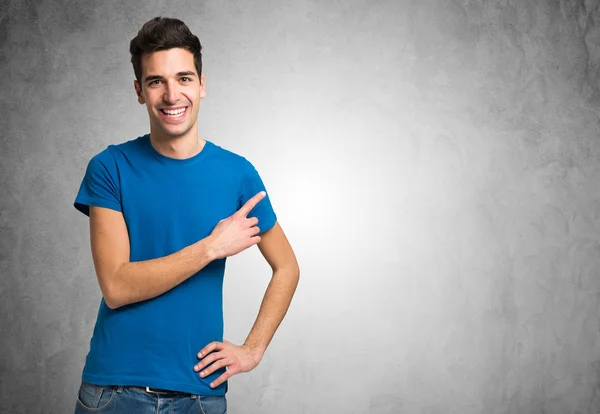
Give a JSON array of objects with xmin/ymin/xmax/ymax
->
[
  {"xmin": 181, "ymin": 77, "xmax": 191, "ymax": 82},
  {"xmin": 148, "ymin": 80, "xmax": 162, "ymax": 86}
]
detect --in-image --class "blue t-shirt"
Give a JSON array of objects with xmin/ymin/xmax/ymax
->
[{"xmin": 74, "ymin": 134, "xmax": 277, "ymax": 395}]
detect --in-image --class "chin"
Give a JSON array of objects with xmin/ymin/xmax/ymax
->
[
  {"xmin": 154, "ymin": 122, "xmax": 190, "ymax": 137},
  {"xmin": 167, "ymin": 127, "xmax": 194, "ymax": 138}
]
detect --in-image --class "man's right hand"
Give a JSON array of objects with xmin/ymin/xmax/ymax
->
[{"xmin": 207, "ymin": 191, "xmax": 266, "ymax": 259}]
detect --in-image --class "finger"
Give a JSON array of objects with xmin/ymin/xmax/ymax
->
[
  {"xmin": 237, "ymin": 191, "xmax": 266, "ymax": 218},
  {"xmin": 247, "ymin": 216, "xmax": 259, "ymax": 227},
  {"xmin": 199, "ymin": 357, "xmax": 232, "ymax": 378},
  {"xmin": 250, "ymin": 235, "xmax": 261, "ymax": 245},
  {"xmin": 210, "ymin": 369, "xmax": 236, "ymax": 388},
  {"xmin": 194, "ymin": 351, "xmax": 225, "ymax": 372},
  {"xmin": 249, "ymin": 225, "xmax": 261, "ymax": 236},
  {"xmin": 197, "ymin": 341, "xmax": 223, "ymax": 359}
]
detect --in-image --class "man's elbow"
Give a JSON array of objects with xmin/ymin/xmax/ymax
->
[
  {"xmin": 98, "ymin": 267, "xmax": 126, "ymax": 310},
  {"xmin": 293, "ymin": 265, "xmax": 300, "ymax": 281},
  {"xmin": 275, "ymin": 264, "xmax": 300, "ymax": 284},
  {"xmin": 104, "ymin": 297, "xmax": 121, "ymax": 310},
  {"xmin": 102, "ymin": 285, "xmax": 124, "ymax": 309}
]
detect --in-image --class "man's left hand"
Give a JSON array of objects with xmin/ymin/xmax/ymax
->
[{"xmin": 194, "ymin": 340, "xmax": 263, "ymax": 388}]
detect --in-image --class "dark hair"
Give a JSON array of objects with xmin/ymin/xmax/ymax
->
[{"xmin": 129, "ymin": 17, "xmax": 203, "ymax": 83}]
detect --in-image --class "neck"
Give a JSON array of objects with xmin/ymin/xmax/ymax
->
[{"xmin": 149, "ymin": 128, "xmax": 205, "ymax": 160}]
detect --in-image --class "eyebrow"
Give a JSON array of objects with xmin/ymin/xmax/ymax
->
[{"xmin": 143, "ymin": 71, "xmax": 197, "ymax": 83}]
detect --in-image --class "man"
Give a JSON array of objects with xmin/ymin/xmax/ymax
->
[{"xmin": 72, "ymin": 17, "xmax": 299, "ymax": 414}]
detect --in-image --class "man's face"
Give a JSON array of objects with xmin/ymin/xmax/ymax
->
[{"xmin": 134, "ymin": 48, "xmax": 205, "ymax": 140}]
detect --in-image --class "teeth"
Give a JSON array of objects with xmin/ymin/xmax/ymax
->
[{"xmin": 163, "ymin": 108, "xmax": 186, "ymax": 116}]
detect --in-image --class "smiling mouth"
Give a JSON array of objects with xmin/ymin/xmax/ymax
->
[{"xmin": 160, "ymin": 107, "xmax": 188, "ymax": 118}]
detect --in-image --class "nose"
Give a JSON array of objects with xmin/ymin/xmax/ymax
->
[{"xmin": 163, "ymin": 80, "xmax": 181, "ymax": 104}]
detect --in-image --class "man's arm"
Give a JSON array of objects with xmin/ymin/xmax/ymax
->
[
  {"xmin": 194, "ymin": 221, "xmax": 299, "ymax": 387},
  {"xmin": 244, "ymin": 221, "xmax": 300, "ymax": 354},
  {"xmin": 89, "ymin": 206, "xmax": 215, "ymax": 309},
  {"xmin": 89, "ymin": 192, "xmax": 267, "ymax": 309}
]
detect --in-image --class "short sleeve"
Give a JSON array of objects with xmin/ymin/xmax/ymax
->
[
  {"xmin": 238, "ymin": 159, "xmax": 277, "ymax": 234},
  {"xmin": 74, "ymin": 148, "xmax": 122, "ymax": 217}
]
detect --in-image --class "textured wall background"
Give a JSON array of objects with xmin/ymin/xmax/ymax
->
[{"xmin": 1, "ymin": 0, "xmax": 600, "ymax": 413}]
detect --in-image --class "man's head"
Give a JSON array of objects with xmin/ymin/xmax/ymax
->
[
  {"xmin": 130, "ymin": 17, "xmax": 202, "ymax": 84},
  {"xmin": 130, "ymin": 17, "xmax": 205, "ymax": 140}
]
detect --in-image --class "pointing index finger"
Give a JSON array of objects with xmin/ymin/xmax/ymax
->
[{"xmin": 238, "ymin": 191, "xmax": 266, "ymax": 217}]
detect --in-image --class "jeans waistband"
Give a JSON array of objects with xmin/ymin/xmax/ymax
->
[{"xmin": 119, "ymin": 385, "xmax": 194, "ymax": 397}]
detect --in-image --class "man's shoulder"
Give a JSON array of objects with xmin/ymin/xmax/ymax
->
[
  {"xmin": 88, "ymin": 135, "xmax": 147, "ymax": 163},
  {"xmin": 109, "ymin": 134, "xmax": 147, "ymax": 155},
  {"xmin": 208, "ymin": 140, "xmax": 253, "ymax": 169}
]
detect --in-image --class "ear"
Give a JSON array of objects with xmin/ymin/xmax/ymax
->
[
  {"xmin": 199, "ymin": 72, "xmax": 206, "ymax": 99},
  {"xmin": 134, "ymin": 80, "xmax": 145, "ymax": 104}
]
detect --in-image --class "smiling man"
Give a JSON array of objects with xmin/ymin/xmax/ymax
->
[{"xmin": 72, "ymin": 17, "xmax": 299, "ymax": 414}]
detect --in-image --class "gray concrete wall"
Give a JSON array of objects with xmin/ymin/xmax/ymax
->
[{"xmin": 1, "ymin": 0, "xmax": 600, "ymax": 413}]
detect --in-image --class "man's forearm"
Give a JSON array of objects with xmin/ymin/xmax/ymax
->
[
  {"xmin": 243, "ymin": 266, "xmax": 300, "ymax": 357},
  {"xmin": 106, "ymin": 237, "xmax": 216, "ymax": 309}
]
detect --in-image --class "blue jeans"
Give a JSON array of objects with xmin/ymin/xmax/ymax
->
[{"xmin": 74, "ymin": 381, "xmax": 227, "ymax": 413}]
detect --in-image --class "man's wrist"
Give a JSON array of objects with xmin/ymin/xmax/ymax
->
[
  {"xmin": 243, "ymin": 342, "xmax": 266, "ymax": 362},
  {"xmin": 191, "ymin": 236, "xmax": 218, "ymax": 263},
  {"xmin": 200, "ymin": 235, "xmax": 220, "ymax": 261}
]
